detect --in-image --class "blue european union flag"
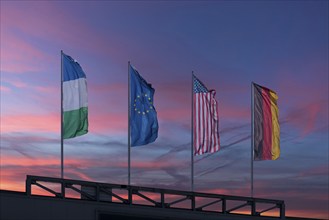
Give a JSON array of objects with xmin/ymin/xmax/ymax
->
[{"xmin": 130, "ymin": 64, "xmax": 158, "ymax": 146}]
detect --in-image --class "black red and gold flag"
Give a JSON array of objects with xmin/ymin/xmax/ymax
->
[{"xmin": 253, "ymin": 83, "xmax": 280, "ymax": 160}]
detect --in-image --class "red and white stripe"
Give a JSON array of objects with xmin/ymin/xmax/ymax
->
[{"xmin": 193, "ymin": 90, "xmax": 220, "ymax": 156}]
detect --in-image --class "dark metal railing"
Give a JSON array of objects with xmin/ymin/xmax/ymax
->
[{"xmin": 26, "ymin": 175, "xmax": 285, "ymax": 219}]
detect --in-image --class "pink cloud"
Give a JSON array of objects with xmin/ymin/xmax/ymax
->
[
  {"xmin": 1, "ymin": 2, "xmax": 95, "ymax": 74},
  {"xmin": 1, "ymin": 2, "xmax": 70, "ymax": 45},
  {"xmin": 89, "ymin": 113, "xmax": 127, "ymax": 134},
  {"xmin": 0, "ymin": 155, "xmax": 172, "ymax": 192},
  {"xmin": 284, "ymin": 101, "xmax": 328, "ymax": 137},
  {"xmin": 1, "ymin": 155, "xmax": 59, "ymax": 167},
  {"xmin": 1, "ymin": 1, "xmax": 129, "ymax": 70},
  {"xmin": 158, "ymin": 108, "xmax": 189, "ymax": 122},
  {"xmin": 89, "ymin": 83, "xmax": 127, "ymax": 94},
  {"xmin": 220, "ymin": 104, "xmax": 249, "ymax": 120},
  {"xmin": 65, "ymin": 168, "xmax": 93, "ymax": 182},
  {"xmin": 273, "ymin": 67, "xmax": 328, "ymax": 137},
  {"xmin": 0, "ymin": 85, "xmax": 11, "ymax": 92},
  {"xmin": 34, "ymin": 86, "xmax": 58, "ymax": 94},
  {"xmin": 131, "ymin": 160, "xmax": 183, "ymax": 170},
  {"xmin": 0, "ymin": 103, "xmax": 127, "ymax": 136},
  {"xmin": 298, "ymin": 165, "xmax": 329, "ymax": 177},
  {"xmin": 0, "ymin": 166, "xmax": 58, "ymax": 192},
  {"xmin": 6, "ymin": 78, "xmax": 28, "ymax": 88},
  {"xmin": 0, "ymin": 155, "xmax": 101, "ymax": 191},
  {"xmin": 0, "ymin": 113, "xmax": 59, "ymax": 133},
  {"xmin": 1, "ymin": 152, "xmax": 328, "ymax": 219},
  {"xmin": 0, "ymin": 30, "xmax": 52, "ymax": 74}
]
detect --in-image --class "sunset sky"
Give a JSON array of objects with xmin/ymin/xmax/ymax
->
[{"xmin": 0, "ymin": 1, "xmax": 328, "ymax": 219}]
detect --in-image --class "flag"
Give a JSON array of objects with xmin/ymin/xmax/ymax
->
[
  {"xmin": 193, "ymin": 75, "xmax": 220, "ymax": 155},
  {"xmin": 62, "ymin": 52, "xmax": 88, "ymax": 139},
  {"xmin": 253, "ymin": 83, "xmax": 280, "ymax": 160},
  {"xmin": 129, "ymin": 64, "xmax": 158, "ymax": 146}
]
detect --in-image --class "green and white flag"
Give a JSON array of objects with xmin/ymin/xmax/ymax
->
[{"xmin": 62, "ymin": 53, "xmax": 88, "ymax": 139}]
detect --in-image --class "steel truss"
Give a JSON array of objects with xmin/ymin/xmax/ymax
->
[{"xmin": 26, "ymin": 175, "xmax": 285, "ymax": 219}]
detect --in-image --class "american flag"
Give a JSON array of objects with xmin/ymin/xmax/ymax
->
[{"xmin": 193, "ymin": 75, "xmax": 220, "ymax": 156}]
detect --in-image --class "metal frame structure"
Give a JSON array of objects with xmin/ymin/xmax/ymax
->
[{"xmin": 26, "ymin": 175, "xmax": 285, "ymax": 219}]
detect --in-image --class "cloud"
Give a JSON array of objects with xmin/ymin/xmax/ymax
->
[
  {"xmin": 0, "ymin": 29, "xmax": 52, "ymax": 74},
  {"xmin": 282, "ymin": 100, "xmax": 328, "ymax": 138},
  {"xmin": 254, "ymin": 177, "xmax": 329, "ymax": 218},
  {"xmin": 0, "ymin": 113, "xmax": 59, "ymax": 133},
  {"xmin": 1, "ymin": 125, "xmax": 327, "ymax": 218},
  {"xmin": 0, "ymin": 85, "xmax": 11, "ymax": 92},
  {"xmin": 297, "ymin": 165, "xmax": 329, "ymax": 178},
  {"xmin": 0, "ymin": 2, "xmax": 327, "ymax": 218},
  {"xmin": 220, "ymin": 123, "xmax": 250, "ymax": 134}
]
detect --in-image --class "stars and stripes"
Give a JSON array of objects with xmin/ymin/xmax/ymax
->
[{"xmin": 193, "ymin": 75, "xmax": 220, "ymax": 156}]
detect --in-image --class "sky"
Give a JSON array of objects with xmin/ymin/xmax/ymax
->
[{"xmin": 0, "ymin": 0, "xmax": 328, "ymax": 219}]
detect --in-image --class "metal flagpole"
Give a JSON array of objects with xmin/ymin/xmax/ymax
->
[
  {"xmin": 128, "ymin": 61, "xmax": 131, "ymax": 186},
  {"xmin": 60, "ymin": 50, "xmax": 64, "ymax": 179},
  {"xmin": 251, "ymin": 82, "xmax": 255, "ymax": 197},
  {"xmin": 191, "ymin": 72, "xmax": 194, "ymax": 192}
]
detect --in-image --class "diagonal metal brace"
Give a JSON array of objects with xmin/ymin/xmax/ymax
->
[
  {"xmin": 100, "ymin": 187, "xmax": 128, "ymax": 204},
  {"xmin": 33, "ymin": 182, "xmax": 62, "ymax": 198},
  {"xmin": 196, "ymin": 199, "xmax": 222, "ymax": 211},
  {"xmin": 226, "ymin": 201, "xmax": 250, "ymax": 213},
  {"xmin": 167, "ymin": 196, "xmax": 190, "ymax": 207},
  {"xmin": 66, "ymin": 184, "xmax": 95, "ymax": 200},
  {"xmin": 258, "ymin": 204, "xmax": 280, "ymax": 215},
  {"xmin": 134, "ymin": 191, "xmax": 158, "ymax": 206}
]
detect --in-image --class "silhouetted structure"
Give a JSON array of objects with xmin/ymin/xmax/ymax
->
[{"xmin": 0, "ymin": 175, "xmax": 319, "ymax": 220}]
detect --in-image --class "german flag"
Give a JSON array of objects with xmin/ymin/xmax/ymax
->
[{"xmin": 253, "ymin": 83, "xmax": 280, "ymax": 161}]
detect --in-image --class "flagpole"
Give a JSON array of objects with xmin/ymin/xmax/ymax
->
[
  {"xmin": 128, "ymin": 61, "xmax": 131, "ymax": 186},
  {"xmin": 251, "ymin": 82, "xmax": 254, "ymax": 197},
  {"xmin": 60, "ymin": 50, "xmax": 64, "ymax": 179},
  {"xmin": 191, "ymin": 72, "xmax": 194, "ymax": 192}
]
